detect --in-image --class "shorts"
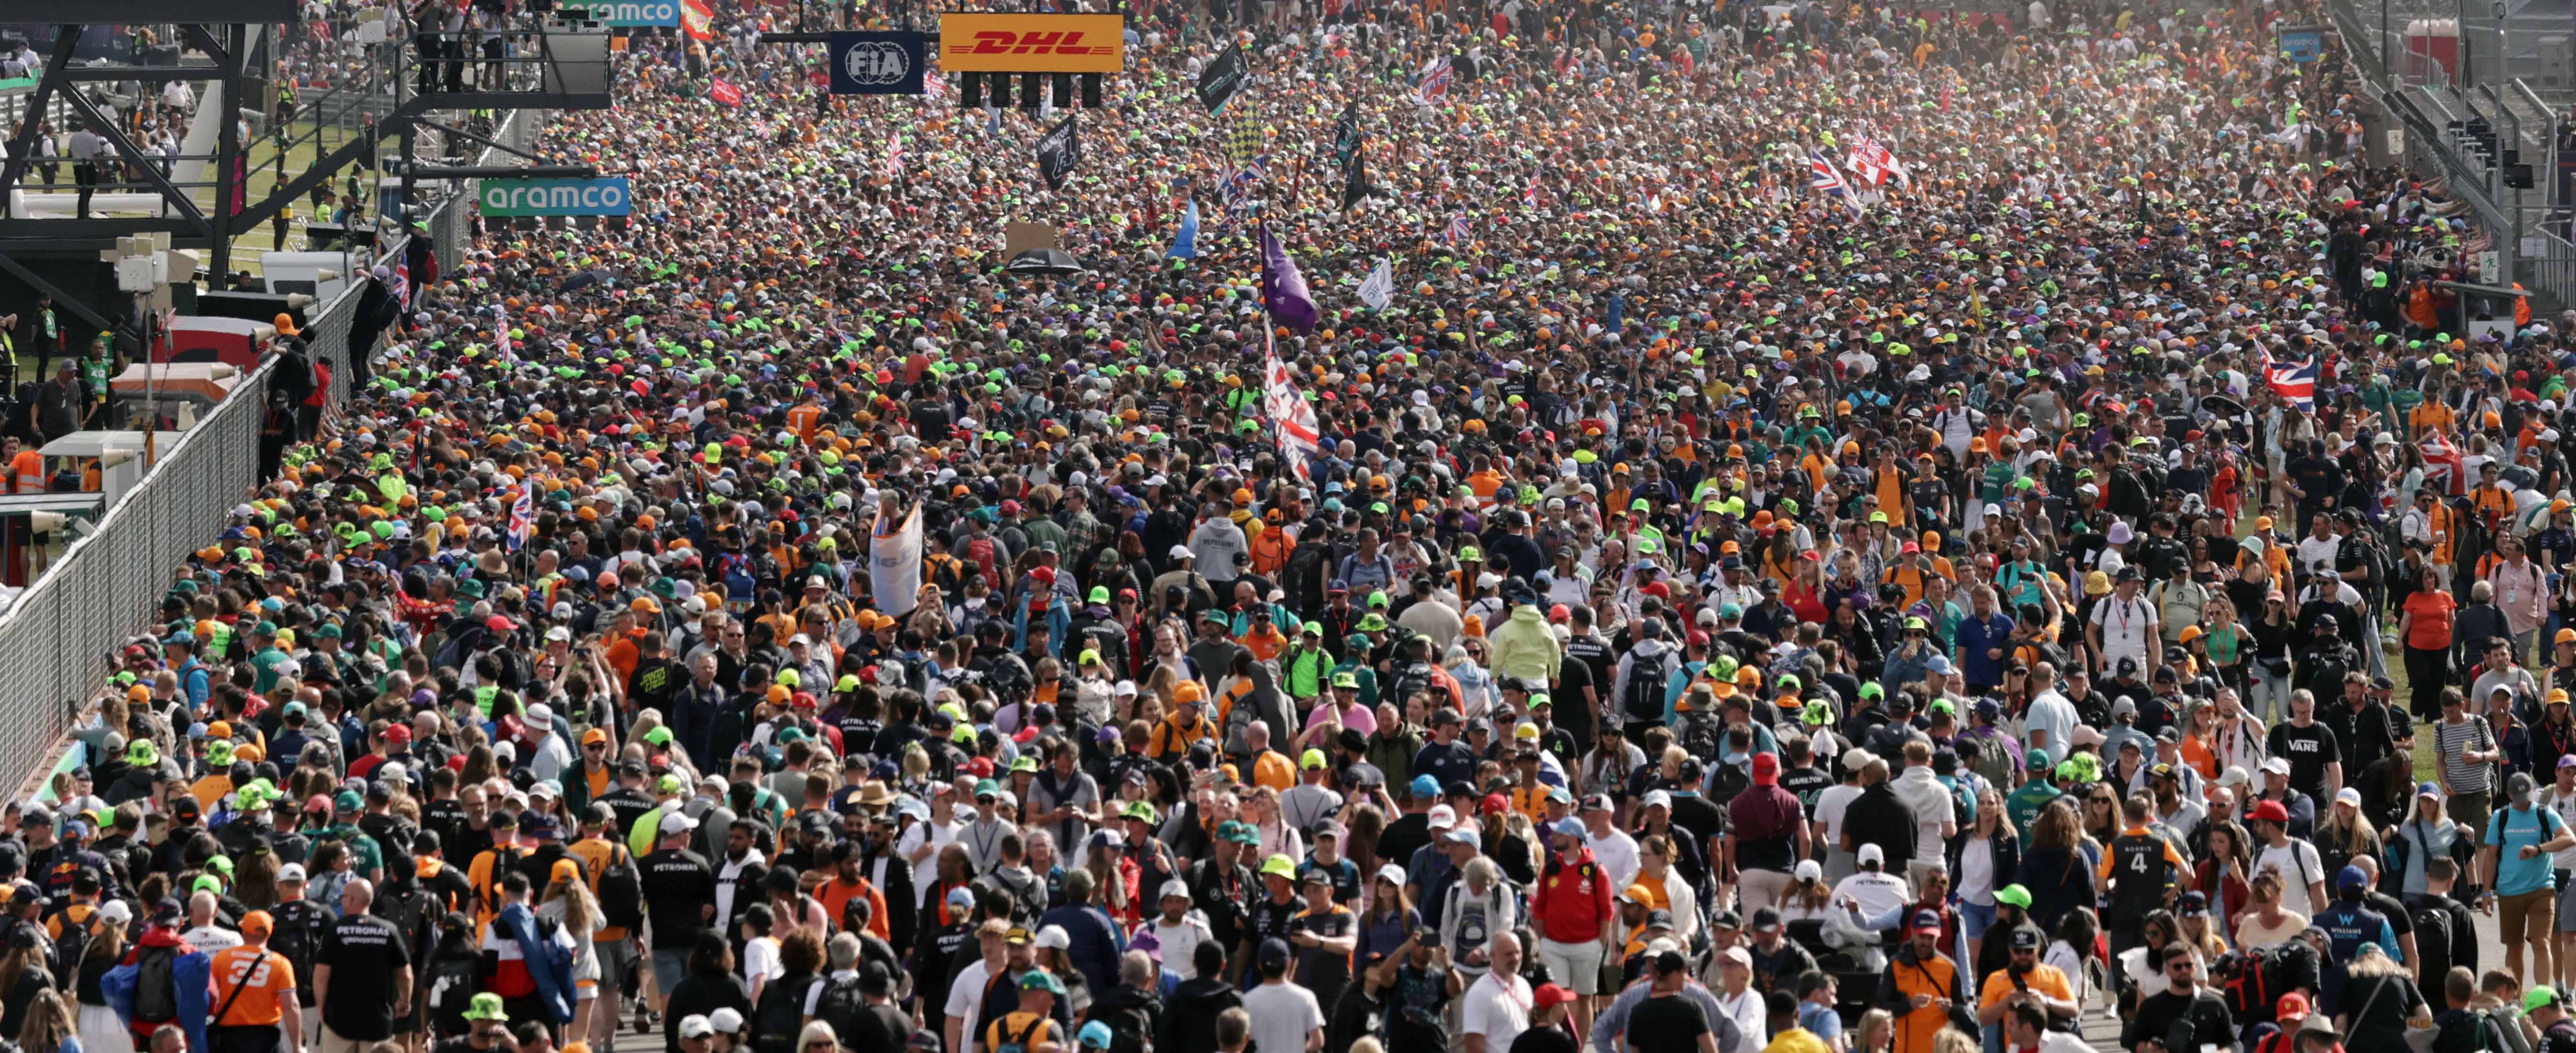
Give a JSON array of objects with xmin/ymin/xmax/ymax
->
[
  {"xmin": 1537, "ymin": 937, "xmax": 1606, "ymax": 995},
  {"xmin": 598, "ymin": 938, "xmax": 637, "ymax": 1000},
  {"xmin": 314, "ymin": 1024, "xmax": 373, "ymax": 1053},
  {"xmin": 653, "ymin": 949, "xmax": 689, "ymax": 999},
  {"xmin": 2502, "ymin": 887, "xmax": 2558, "ymax": 946},
  {"xmin": 1959, "ymin": 901, "xmax": 1998, "ymax": 940}
]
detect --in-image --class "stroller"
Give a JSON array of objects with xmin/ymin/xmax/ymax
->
[{"xmin": 1788, "ymin": 912, "xmax": 1887, "ymax": 1028}]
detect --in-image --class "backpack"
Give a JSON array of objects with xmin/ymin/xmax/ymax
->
[
  {"xmin": 1623, "ymin": 653, "xmax": 1671, "ymax": 723},
  {"xmin": 269, "ymin": 900, "xmax": 330, "ymax": 994},
  {"xmin": 812, "ymin": 973, "xmax": 869, "ymax": 1051},
  {"xmin": 983, "ymin": 868, "xmax": 1046, "ymax": 926},
  {"xmin": 1098, "ymin": 993, "xmax": 1157, "ymax": 1053},
  {"xmin": 964, "ymin": 535, "xmax": 1000, "ymax": 587},
  {"xmin": 2437, "ymin": 1010, "xmax": 2499, "ymax": 1053},
  {"xmin": 753, "ymin": 973, "xmax": 822, "ymax": 1053},
  {"xmin": 44, "ymin": 904, "xmax": 92, "ymax": 984},
  {"xmin": 130, "ymin": 942, "xmax": 180, "ymax": 1023},
  {"xmin": 1676, "ymin": 711, "xmax": 1726, "ymax": 763},
  {"xmin": 596, "ymin": 844, "xmax": 645, "ymax": 932},
  {"xmin": 2220, "ymin": 945, "xmax": 2292, "ymax": 1024},
  {"xmin": 2410, "ymin": 899, "xmax": 2456, "ymax": 986},
  {"xmin": 1964, "ymin": 732, "xmax": 2015, "ymax": 791}
]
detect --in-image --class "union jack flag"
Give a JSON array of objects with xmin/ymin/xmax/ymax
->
[
  {"xmin": 388, "ymin": 258, "xmax": 411, "ymax": 308},
  {"xmin": 2265, "ymin": 356, "xmax": 2320, "ymax": 412},
  {"xmin": 885, "ymin": 136, "xmax": 906, "ymax": 180},
  {"xmin": 1522, "ymin": 177, "xmax": 1542, "ymax": 209},
  {"xmin": 507, "ymin": 488, "xmax": 534, "ymax": 553},
  {"xmin": 1444, "ymin": 212, "xmax": 1469, "ymax": 244},
  {"xmin": 1221, "ymin": 154, "xmax": 1269, "ymax": 213},
  {"xmin": 1809, "ymin": 150, "xmax": 1863, "ymax": 217},
  {"xmin": 1417, "ymin": 56, "xmax": 1454, "ymax": 104}
]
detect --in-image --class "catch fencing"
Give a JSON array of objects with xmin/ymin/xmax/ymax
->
[{"xmin": 0, "ymin": 105, "xmax": 553, "ymax": 794}]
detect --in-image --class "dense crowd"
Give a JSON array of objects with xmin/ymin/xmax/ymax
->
[{"xmin": 14, "ymin": 2, "xmax": 2576, "ymax": 1053}]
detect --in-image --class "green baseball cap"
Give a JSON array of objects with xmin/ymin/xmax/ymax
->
[{"xmin": 1993, "ymin": 884, "xmax": 2034, "ymax": 909}]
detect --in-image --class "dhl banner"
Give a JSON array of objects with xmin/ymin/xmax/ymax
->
[{"xmin": 937, "ymin": 13, "xmax": 1124, "ymax": 73}]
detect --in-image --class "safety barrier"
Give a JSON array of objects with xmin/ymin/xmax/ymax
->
[{"xmin": 0, "ymin": 104, "xmax": 556, "ymax": 795}]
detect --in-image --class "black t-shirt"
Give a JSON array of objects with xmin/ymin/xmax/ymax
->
[
  {"xmin": 1511, "ymin": 1022, "xmax": 1582, "ymax": 1053},
  {"xmin": 2267, "ymin": 721, "xmax": 2342, "ymax": 796},
  {"xmin": 1626, "ymin": 992, "xmax": 1712, "ymax": 1053},
  {"xmin": 2539, "ymin": 1020, "xmax": 2576, "ymax": 1053},
  {"xmin": 1378, "ymin": 813, "xmax": 1431, "ymax": 873},
  {"xmin": 640, "ymin": 848, "xmax": 717, "ymax": 951},
  {"xmin": 318, "ymin": 914, "xmax": 413, "ymax": 1041}
]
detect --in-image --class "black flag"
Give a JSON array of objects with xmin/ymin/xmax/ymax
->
[
  {"xmin": 1197, "ymin": 42, "xmax": 1249, "ymax": 114},
  {"xmin": 1341, "ymin": 147, "xmax": 1369, "ymax": 212},
  {"xmin": 1035, "ymin": 113, "xmax": 1082, "ymax": 191},
  {"xmin": 1328, "ymin": 100, "xmax": 1361, "ymax": 171}
]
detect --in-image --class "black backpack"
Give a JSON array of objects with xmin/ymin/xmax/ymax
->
[
  {"xmin": 269, "ymin": 899, "xmax": 331, "ymax": 994},
  {"xmin": 130, "ymin": 942, "xmax": 179, "ymax": 1023},
  {"xmin": 1676, "ymin": 711, "xmax": 1725, "ymax": 763},
  {"xmin": 1623, "ymin": 653, "xmax": 1670, "ymax": 723},
  {"xmin": 596, "ymin": 844, "xmax": 645, "ymax": 932},
  {"xmin": 982, "ymin": 868, "xmax": 1046, "ymax": 926},
  {"xmin": 1099, "ymin": 993, "xmax": 1157, "ymax": 1053},
  {"xmin": 813, "ymin": 974, "xmax": 869, "ymax": 1048},
  {"xmin": 754, "ymin": 974, "xmax": 824, "ymax": 1053},
  {"xmin": 43, "ymin": 905, "xmax": 92, "ymax": 985},
  {"xmin": 2410, "ymin": 899, "xmax": 2456, "ymax": 986}
]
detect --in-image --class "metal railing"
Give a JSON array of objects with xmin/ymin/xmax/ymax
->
[{"xmin": 0, "ymin": 102, "xmax": 558, "ymax": 794}]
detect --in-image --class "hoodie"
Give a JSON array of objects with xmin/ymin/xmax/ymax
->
[
  {"xmin": 102, "ymin": 925, "xmax": 212, "ymax": 1053},
  {"xmin": 1610, "ymin": 639, "xmax": 1678, "ymax": 725},
  {"xmin": 1156, "ymin": 974, "xmax": 1244, "ymax": 1053},
  {"xmin": 1488, "ymin": 604, "xmax": 1562, "ymax": 685}
]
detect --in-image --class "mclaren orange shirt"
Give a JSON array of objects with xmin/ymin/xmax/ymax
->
[{"xmin": 210, "ymin": 945, "xmax": 296, "ymax": 1026}]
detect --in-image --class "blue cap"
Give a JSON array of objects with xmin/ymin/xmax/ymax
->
[
  {"xmin": 1411, "ymin": 775, "xmax": 1442, "ymax": 798},
  {"xmin": 1910, "ymin": 909, "xmax": 1943, "ymax": 934},
  {"xmin": 2417, "ymin": 782, "xmax": 2441, "ymax": 798},
  {"xmin": 2336, "ymin": 865, "xmax": 2369, "ymax": 891},
  {"xmin": 946, "ymin": 886, "xmax": 975, "ymax": 912},
  {"xmin": 1077, "ymin": 1022, "xmax": 1115, "ymax": 1049},
  {"xmin": 1549, "ymin": 817, "xmax": 1586, "ymax": 839}
]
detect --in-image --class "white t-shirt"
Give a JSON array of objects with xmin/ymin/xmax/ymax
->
[
  {"xmin": 2252, "ymin": 839, "xmax": 2325, "ymax": 916},
  {"xmin": 2543, "ymin": 787, "xmax": 2576, "ymax": 870},
  {"xmin": 901, "ymin": 819, "xmax": 960, "ymax": 906},
  {"xmin": 2090, "ymin": 594, "xmax": 2159, "ymax": 668},
  {"xmin": 742, "ymin": 936, "xmax": 782, "ymax": 988},
  {"xmin": 1832, "ymin": 871, "xmax": 1912, "ymax": 922},
  {"xmin": 1242, "ymin": 980, "xmax": 1325, "ymax": 1053},
  {"xmin": 1589, "ymin": 829, "xmax": 1641, "ymax": 893},
  {"xmin": 946, "ymin": 959, "xmax": 994, "ymax": 1048},
  {"xmin": 181, "ymin": 924, "xmax": 241, "ymax": 951},
  {"xmin": 1813, "ymin": 785, "xmax": 1862, "ymax": 849},
  {"xmin": 1712, "ymin": 987, "xmax": 1765, "ymax": 1053},
  {"xmin": 1459, "ymin": 970, "xmax": 1532, "ymax": 1052}
]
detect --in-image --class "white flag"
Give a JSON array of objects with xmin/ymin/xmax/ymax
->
[
  {"xmin": 870, "ymin": 502, "xmax": 924, "ymax": 617},
  {"xmin": 1357, "ymin": 258, "xmax": 1395, "ymax": 311}
]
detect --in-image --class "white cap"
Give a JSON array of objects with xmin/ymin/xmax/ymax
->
[
  {"xmin": 2261, "ymin": 757, "xmax": 2291, "ymax": 776},
  {"xmin": 1426, "ymin": 805, "xmax": 1456, "ymax": 829},
  {"xmin": 1376, "ymin": 864, "xmax": 1407, "ymax": 887},
  {"xmin": 546, "ymin": 625, "xmax": 572, "ymax": 643},
  {"xmin": 1159, "ymin": 879, "xmax": 1192, "ymax": 901},
  {"xmin": 1640, "ymin": 789, "xmax": 1672, "ymax": 810},
  {"xmin": 2334, "ymin": 787, "xmax": 2362, "ymax": 807},
  {"xmin": 99, "ymin": 901, "xmax": 132, "ymax": 926},
  {"xmin": 1035, "ymin": 925, "xmax": 1071, "ymax": 950},
  {"xmin": 679, "ymin": 1017, "xmax": 715, "ymax": 1040},
  {"xmin": 1857, "ymin": 843, "xmax": 1886, "ymax": 867},
  {"xmin": 1113, "ymin": 680, "xmax": 1138, "ymax": 697},
  {"xmin": 276, "ymin": 864, "xmax": 307, "ymax": 883},
  {"xmin": 527, "ymin": 703, "xmax": 552, "ymax": 723},
  {"xmin": 659, "ymin": 810, "xmax": 698, "ymax": 835},
  {"xmin": 1793, "ymin": 859, "xmax": 1822, "ymax": 883},
  {"xmin": 1168, "ymin": 544, "xmax": 1194, "ymax": 559},
  {"xmin": 708, "ymin": 1009, "xmax": 745, "ymax": 1035}
]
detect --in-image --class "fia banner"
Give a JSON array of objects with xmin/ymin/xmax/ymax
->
[
  {"xmin": 827, "ymin": 31, "xmax": 928, "ymax": 95},
  {"xmin": 1196, "ymin": 42, "xmax": 1249, "ymax": 114},
  {"xmin": 1034, "ymin": 113, "xmax": 1082, "ymax": 191}
]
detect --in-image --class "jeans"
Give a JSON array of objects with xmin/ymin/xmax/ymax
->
[{"xmin": 2249, "ymin": 665, "xmax": 2293, "ymax": 723}]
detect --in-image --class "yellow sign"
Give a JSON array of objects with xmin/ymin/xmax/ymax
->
[{"xmin": 937, "ymin": 13, "xmax": 1124, "ymax": 73}]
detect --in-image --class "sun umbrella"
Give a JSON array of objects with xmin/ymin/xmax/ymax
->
[{"xmin": 1004, "ymin": 248, "xmax": 1085, "ymax": 277}]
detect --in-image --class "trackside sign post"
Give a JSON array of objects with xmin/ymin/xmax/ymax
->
[
  {"xmin": 561, "ymin": 0, "xmax": 679, "ymax": 27},
  {"xmin": 478, "ymin": 177, "xmax": 633, "ymax": 217}
]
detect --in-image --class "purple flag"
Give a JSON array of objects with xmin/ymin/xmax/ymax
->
[{"xmin": 1259, "ymin": 224, "xmax": 1318, "ymax": 335}]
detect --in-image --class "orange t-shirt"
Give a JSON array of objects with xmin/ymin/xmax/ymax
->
[{"xmin": 210, "ymin": 945, "xmax": 296, "ymax": 1026}]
